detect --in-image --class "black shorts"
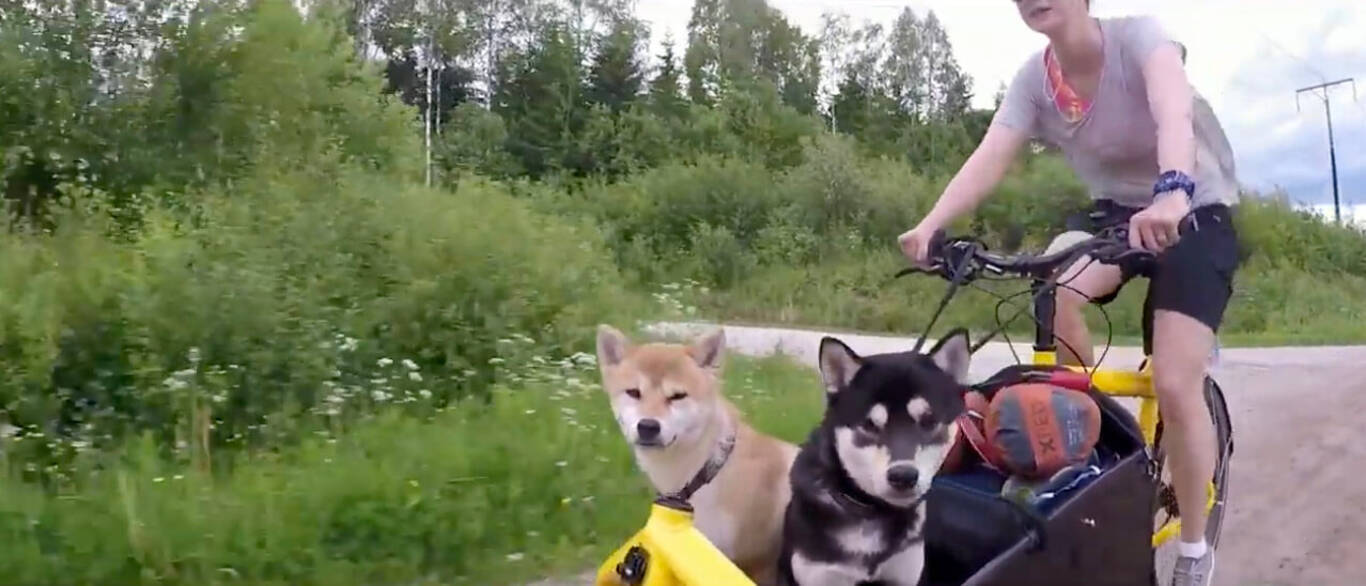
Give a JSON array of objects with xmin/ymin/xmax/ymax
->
[{"xmin": 1064, "ymin": 200, "xmax": 1241, "ymax": 354}]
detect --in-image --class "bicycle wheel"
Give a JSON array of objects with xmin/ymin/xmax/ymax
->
[{"xmin": 1149, "ymin": 376, "xmax": 1233, "ymax": 583}]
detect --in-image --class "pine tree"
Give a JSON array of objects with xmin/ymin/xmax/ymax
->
[
  {"xmin": 648, "ymin": 35, "xmax": 688, "ymax": 119},
  {"xmin": 587, "ymin": 19, "xmax": 644, "ymax": 112},
  {"xmin": 493, "ymin": 22, "xmax": 587, "ymax": 177}
]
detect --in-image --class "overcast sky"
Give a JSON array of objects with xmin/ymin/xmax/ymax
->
[{"xmin": 635, "ymin": 0, "xmax": 1366, "ymax": 218}]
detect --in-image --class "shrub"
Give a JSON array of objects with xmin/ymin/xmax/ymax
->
[{"xmin": 0, "ymin": 169, "xmax": 643, "ymax": 478}]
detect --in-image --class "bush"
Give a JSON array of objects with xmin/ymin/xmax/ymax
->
[
  {"xmin": 0, "ymin": 168, "xmax": 643, "ymax": 478},
  {"xmin": 1233, "ymin": 192, "xmax": 1366, "ymax": 276}
]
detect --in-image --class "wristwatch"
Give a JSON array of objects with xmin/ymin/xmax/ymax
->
[{"xmin": 1153, "ymin": 170, "xmax": 1196, "ymax": 202}]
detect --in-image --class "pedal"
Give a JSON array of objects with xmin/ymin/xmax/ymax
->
[{"xmin": 615, "ymin": 545, "xmax": 649, "ymax": 585}]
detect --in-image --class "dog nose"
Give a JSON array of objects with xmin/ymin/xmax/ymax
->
[
  {"xmin": 886, "ymin": 464, "xmax": 920, "ymax": 491},
  {"xmin": 637, "ymin": 419, "xmax": 661, "ymax": 440}
]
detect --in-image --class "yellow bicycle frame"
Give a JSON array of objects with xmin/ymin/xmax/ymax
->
[
  {"xmin": 594, "ymin": 500, "xmax": 755, "ymax": 586},
  {"xmin": 1031, "ymin": 349, "xmax": 1215, "ymax": 548}
]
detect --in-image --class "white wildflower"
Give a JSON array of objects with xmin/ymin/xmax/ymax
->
[
  {"xmin": 408, "ymin": 372, "xmax": 423, "ymax": 382},
  {"xmin": 506, "ymin": 553, "xmax": 524, "ymax": 562},
  {"xmin": 555, "ymin": 461, "xmax": 568, "ymax": 468},
  {"xmin": 377, "ymin": 358, "xmax": 393, "ymax": 368},
  {"xmin": 371, "ymin": 390, "xmax": 391, "ymax": 402},
  {"xmin": 402, "ymin": 359, "xmax": 419, "ymax": 371},
  {"xmin": 418, "ymin": 389, "xmax": 432, "ymax": 400}
]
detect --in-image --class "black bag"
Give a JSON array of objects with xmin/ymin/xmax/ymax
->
[{"xmin": 921, "ymin": 365, "xmax": 1156, "ymax": 586}]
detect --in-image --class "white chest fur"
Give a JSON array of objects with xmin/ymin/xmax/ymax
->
[
  {"xmin": 790, "ymin": 541, "xmax": 926, "ymax": 586},
  {"xmin": 632, "ymin": 442, "xmax": 739, "ymax": 558},
  {"xmin": 687, "ymin": 482, "xmax": 739, "ymax": 557}
]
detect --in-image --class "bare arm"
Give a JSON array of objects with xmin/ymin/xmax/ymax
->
[
  {"xmin": 1142, "ymin": 41, "xmax": 1195, "ymax": 182},
  {"xmin": 917, "ymin": 121, "xmax": 1030, "ymax": 232},
  {"xmin": 1128, "ymin": 38, "xmax": 1196, "ymax": 251}
]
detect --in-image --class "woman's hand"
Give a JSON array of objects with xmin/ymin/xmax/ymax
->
[
  {"xmin": 897, "ymin": 224, "xmax": 939, "ymax": 267},
  {"xmin": 1128, "ymin": 192, "xmax": 1189, "ymax": 252}
]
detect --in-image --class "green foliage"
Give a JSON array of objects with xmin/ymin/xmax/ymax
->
[
  {"xmin": 0, "ymin": 353, "xmax": 823, "ymax": 585},
  {"xmin": 587, "ymin": 18, "xmax": 648, "ymax": 113},
  {"xmin": 434, "ymin": 102, "xmax": 523, "ymax": 179},
  {"xmin": 494, "ymin": 22, "xmax": 588, "ymax": 177},
  {"xmin": 217, "ymin": 0, "xmax": 420, "ymax": 179},
  {"xmin": 1232, "ymin": 192, "xmax": 1366, "ymax": 276},
  {"xmin": 648, "ymin": 36, "xmax": 690, "ymax": 120},
  {"xmin": 0, "ymin": 169, "xmax": 641, "ymax": 479}
]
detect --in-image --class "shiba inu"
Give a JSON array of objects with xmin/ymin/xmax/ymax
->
[
  {"xmin": 596, "ymin": 325, "xmax": 799, "ymax": 585},
  {"xmin": 778, "ymin": 329, "xmax": 973, "ymax": 586}
]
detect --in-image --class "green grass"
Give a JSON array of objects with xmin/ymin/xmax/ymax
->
[{"xmin": 0, "ymin": 353, "xmax": 824, "ymax": 586}]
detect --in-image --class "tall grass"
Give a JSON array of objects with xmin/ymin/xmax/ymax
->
[
  {"xmin": 0, "ymin": 168, "xmax": 646, "ymax": 481},
  {"xmin": 0, "ymin": 352, "xmax": 823, "ymax": 586}
]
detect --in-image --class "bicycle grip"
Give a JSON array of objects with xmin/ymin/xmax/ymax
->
[{"xmin": 926, "ymin": 228, "xmax": 948, "ymax": 260}]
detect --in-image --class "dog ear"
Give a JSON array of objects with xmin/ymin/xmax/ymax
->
[
  {"xmin": 818, "ymin": 337, "xmax": 862, "ymax": 396},
  {"xmin": 596, "ymin": 324, "xmax": 631, "ymax": 368},
  {"xmin": 928, "ymin": 328, "xmax": 971, "ymax": 383},
  {"xmin": 688, "ymin": 327, "xmax": 725, "ymax": 370}
]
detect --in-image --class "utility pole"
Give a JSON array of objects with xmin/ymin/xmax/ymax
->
[{"xmin": 1296, "ymin": 78, "xmax": 1357, "ymax": 224}]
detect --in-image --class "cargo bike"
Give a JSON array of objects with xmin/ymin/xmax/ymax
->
[{"xmin": 595, "ymin": 224, "xmax": 1233, "ymax": 586}]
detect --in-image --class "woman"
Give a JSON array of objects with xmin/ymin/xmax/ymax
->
[{"xmin": 896, "ymin": 1, "xmax": 1238, "ymax": 585}]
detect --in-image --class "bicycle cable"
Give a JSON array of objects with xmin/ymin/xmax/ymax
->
[{"xmin": 960, "ymin": 253, "xmax": 1117, "ymax": 386}]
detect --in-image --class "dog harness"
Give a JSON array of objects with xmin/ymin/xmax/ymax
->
[{"xmin": 658, "ymin": 430, "xmax": 736, "ymax": 508}]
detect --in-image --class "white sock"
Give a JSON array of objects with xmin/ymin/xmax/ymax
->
[{"xmin": 1179, "ymin": 538, "xmax": 1208, "ymax": 559}]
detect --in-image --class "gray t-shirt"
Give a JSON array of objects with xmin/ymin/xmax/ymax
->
[{"xmin": 993, "ymin": 16, "xmax": 1239, "ymax": 209}]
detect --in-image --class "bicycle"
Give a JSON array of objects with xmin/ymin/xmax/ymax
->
[
  {"xmin": 593, "ymin": 224, "xmax": 1232, "ymax": 586},
  {"xmin": 898, "ymin": 223, "xmax": 1233, "ymax": 584}
]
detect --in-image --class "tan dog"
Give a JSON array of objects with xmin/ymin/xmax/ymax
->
[{"xmin": 596, "ymin": 325, "xmax": 798, "ymax": 585}]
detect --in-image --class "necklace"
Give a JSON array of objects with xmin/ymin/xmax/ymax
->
[{"xmin": 1043, "ymin": 24, "xmax": 1103, "ymax": 126}]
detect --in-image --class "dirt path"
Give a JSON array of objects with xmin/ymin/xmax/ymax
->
[{"xmin": 636, "ymin": 322, "xmax": 1366, "ymax": 586}]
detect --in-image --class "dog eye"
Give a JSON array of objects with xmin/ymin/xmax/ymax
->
[
  {"xmin": 625, "ymin": 389, "xmax": 641, "ymax": 399},
  {"xmin": 861, "ymin": 418, "xmax": 880, "ymax": 432},
  {"xmin": 667, "ymin": 392, "xmax": 688, "ymax": 402}
]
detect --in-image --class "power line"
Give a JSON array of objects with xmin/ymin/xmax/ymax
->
[
  {"xmin": 1259, "ymin": 31, "xmax": 1328, "ymax": 84},
  {"xmin": 1296, "ymin": 78, "xmax": 1358, "ymax": 224}
]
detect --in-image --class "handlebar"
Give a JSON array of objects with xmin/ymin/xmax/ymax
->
[{"xmin": 896, "ymin": 224, "xmax": 1157, "ymax": 284}]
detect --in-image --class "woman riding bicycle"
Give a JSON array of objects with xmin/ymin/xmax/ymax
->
[{"xmin": 897, "ymin": 2, "xmax": 1239, "ymax": 585}]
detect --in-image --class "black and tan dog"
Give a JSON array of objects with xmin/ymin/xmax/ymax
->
[{"xmin": 779, "ymin": 329, "xmax": 973, "ymax": 586}]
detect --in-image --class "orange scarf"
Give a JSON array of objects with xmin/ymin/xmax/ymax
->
[{"xmin": 1044, "ymin": 46, "xmax": 1092, "ymax": 124}]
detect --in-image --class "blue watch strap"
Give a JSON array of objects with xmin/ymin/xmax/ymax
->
[{"xmin": 1154, "ymin": 170, "xmax": 1195, "ymax": 201}]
